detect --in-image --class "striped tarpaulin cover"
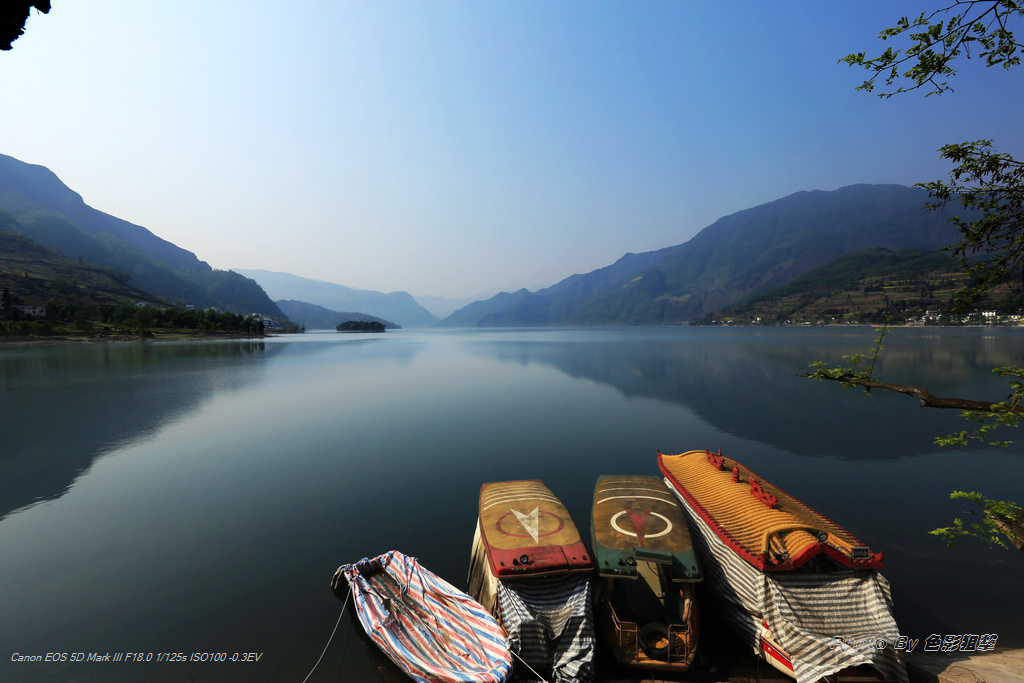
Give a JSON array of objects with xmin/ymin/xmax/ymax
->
[
  {"xmin": 336, "ymin": 551, "xmax": 513, "ymax": 683},
  {"xmin": 665, "ymin": 479, "xmax": 908, "ymax": 683},
  {"xmin": 496, "ymin": 573, "xmax": 595, "ymax": 683}
]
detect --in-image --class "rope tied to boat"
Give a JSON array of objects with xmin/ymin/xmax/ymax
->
[
  {"xmin": 300, "ymin": 588, "xmax": 351, "ymax": 683},
  {"xmin": 507, "ymin": 644, "xmax": 553, "ymax": 683}
]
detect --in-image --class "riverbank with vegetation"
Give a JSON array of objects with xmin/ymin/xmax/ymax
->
[
  {"xmin": 0, "ymin": 301, "xmax": 300, "ymax": 345},
  {"xmin": 0, "ymin": 327, "xmax": 271, "ymax": 346}
]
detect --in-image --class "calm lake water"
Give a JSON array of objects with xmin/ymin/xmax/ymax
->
[{"xmin": 1, "ymin": 326, "xmax": 1022, "ymax": 682}]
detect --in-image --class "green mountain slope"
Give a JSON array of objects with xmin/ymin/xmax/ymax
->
[
  {"xmin": 0, "ymin": 154, "xmax": 202, "ymax": 272},
  {"xmin": 441, "ymin": 288, "xmax": 533, "ymax": 327},
  {"xmin": 447, "ymin": 184, "xmax": 964, "ymax": 326},
  {"xmin": 1, "ymin": 216, "xmax": 168, "ymax": 312},
  {"xmin": 580, "ymin": 185, "xmax": 963, "ymax": 323},
  {"xmin": 708, "ymin": 247, "xmax": 1013, "ymax": 324},
  {"xmin": 0, "ymin": 154, "xmax": 283, "ymax": 317},
  {"xmin": 439, "ymin": 250, "xmax": 676, "ymax": 327},
  {"xmin": 747, "ymin": 247, "xmax": 958, "ymax": 301}
]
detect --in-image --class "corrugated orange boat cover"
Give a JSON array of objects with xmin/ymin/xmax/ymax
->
[{"xmin": 659, "ymin": 450, "xmax": 883, "ymax": 571}]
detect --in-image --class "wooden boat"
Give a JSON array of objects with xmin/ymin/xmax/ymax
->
[
  {"xmin": 332, "ymin": 550, "xmax": 512, "ymax": 683},
  {"xmin": 659, "ymin": 450, "xmax": 907, "ymax": 683},
  {"xmin": 590, "ymin": 475, "xmax": 701, "ymax": 672},
  {"xmin": 468, "ymin": 480, "xmax": 595, "ymax": 683},
  {"xmin": 475, "ymin": 479, "xmax": 592, "ymax": 578},
  {"xmin": 660, "ymin": 449, "xmax": 882, "ymax": 572}
]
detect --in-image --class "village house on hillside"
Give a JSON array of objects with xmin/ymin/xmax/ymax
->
[{"xmin": 14, "ymin": 305, "xmax": 45, "ymax": 318}]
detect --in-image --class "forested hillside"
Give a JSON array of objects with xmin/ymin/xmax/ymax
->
[
  {"xmin": 0, "ymin": 154, "xmax": 284, "ymax": 318},
  {"xmin": 708, "ymin": 248, "xmax": 1022, "ymax": 324},
  {"xmin": 443, "ymin": 185, "xmax": 964, "ymax": 326}
]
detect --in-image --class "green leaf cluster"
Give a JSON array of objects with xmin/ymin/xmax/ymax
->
[
  {"xmin": 805, "ymin": 325, "xmax": 889, "ymax": 388},
  {"xmin": 841, "ymin": 2, "xmax": 1023, "ymax": 97},
  {"xmin": 804, "ymin": 330, "xmax": 1023, "ymax": 551},
  {"xmin": 918, "ymin": 140, "xmax": 1024, "ymax": 311},
  {"xmin": 929, "ymin": 491, "xmax": 1024, "ymax": 550},
  {"xmin": 934, "ymin": 365, "xmax": 1024, "ymax": 447},
  {"xmin": 836, "ymin": 4, "xmax": 1024, "ymax": 554}
]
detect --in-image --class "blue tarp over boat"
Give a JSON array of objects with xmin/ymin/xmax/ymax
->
[{"xmin": 333, "ymin": 550, "xmax": 513, "ymax": 683}]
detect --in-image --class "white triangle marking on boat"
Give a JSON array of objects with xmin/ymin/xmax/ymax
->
[{"xmin": 512, "ymin": 507, "xmax": 540, "ymax": 543}]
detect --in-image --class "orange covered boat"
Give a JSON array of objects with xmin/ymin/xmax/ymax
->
[
  {"xmin": 660, "ymin": 449, "xmax": 883, "ymax": 572},
  {"xmin": 659, "ymin": 450, "xmax": 906, "ymax": 683}
]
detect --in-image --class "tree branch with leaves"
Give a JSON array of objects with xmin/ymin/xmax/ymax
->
[
  {"xmin": 841, "ymin": 3, "xmax": 1024, "ymax": 315},
  {"xmin": 930, "ymin": 491, "xmax": 1024, "ymax": 551},
  {"xmin": 840, "ymin": 1, "xmax": 1023, "ymax": 97},
  {"xmin": 814, "ymin": 3, "xmax": 1024, "ymax": 551},
  {"xmin": 801, "ymin": 326, "xmax": 1023, "ymax": 447},
  {"xmin": 919, "ymin": 140, "xmax": 1024, "ymax": 310},
  {"xmin": 801, "ymin": 327, "xmax": 1024, "ymax": 551}
]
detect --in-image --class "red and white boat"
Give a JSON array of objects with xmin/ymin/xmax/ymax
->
[{"xmin": 659, "ymin": 450, "xmax": 907, "ymax": 683}]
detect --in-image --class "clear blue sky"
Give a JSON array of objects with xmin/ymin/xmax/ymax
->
[{"xmin": 2, "ymin": 1, "xmax": 1022, "ymax": 299}]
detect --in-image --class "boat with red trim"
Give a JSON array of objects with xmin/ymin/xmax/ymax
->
[
  {"xmin": 658, "ymin": 450, "xmax": 907, "ymax": 683},
  {"xmin": 468, "ymin": 479, "xmax": 595, "ymax": 683}
]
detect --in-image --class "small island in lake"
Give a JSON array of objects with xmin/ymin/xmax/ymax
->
[{"xmin": 336, "ymin": 320, "xmax": 386, "ymax": 333}]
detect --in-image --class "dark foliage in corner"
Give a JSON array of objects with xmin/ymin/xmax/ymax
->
[{"xmin": 1, "ymin": 1, "xmax": 49, "ymax": 50}]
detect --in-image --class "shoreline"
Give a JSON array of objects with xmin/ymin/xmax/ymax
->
[
  {"xmin": 3, "ymin": 323, "xmax": 1020, "ymax": 348},
  {"xmin": 0, "ymin": 330, "xmax": 271, "ymax": 347}
]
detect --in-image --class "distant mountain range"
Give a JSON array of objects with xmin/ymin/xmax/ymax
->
[
  {"xmin": 440, "ymin": 184, "xmax": 966, "ymax": 326},
  {"xmin": 232, "ymin": 269, "xmax": 438, "ymax": 328},
  {"xmin": 0, "ymin": 154, "xmax": 283, "ymax": 318},
  {"xmin": 415, "ymin": 293, "xmax": 496, "ymax": 319},
  {"xmin": 0, "ymin": 153, "xmax": 460, "ymax": 327},
  {"xmin": 1, "ymin": 151, "xmax": 980, "ymax": 329}
]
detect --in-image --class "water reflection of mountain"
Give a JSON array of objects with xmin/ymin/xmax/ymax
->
[
  {"xmin": 0, "ymin": 341, "xmax": 277, "ymax": 520},
  {"xmin": 479, "ymin": 330, "xmax": 1024, "ymax": 461}
]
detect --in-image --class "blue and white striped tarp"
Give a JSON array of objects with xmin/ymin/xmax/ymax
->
[
  {"xmin": 334, "ymin": 551, "xmax": 513, "ymax": 683},
  {"xmin": 666, "ymin": 479, "xmax": 909, "ymax": 683},
  {"xmin": 468, "ymin": 523, "xmax": 595, "ymax": 683},
  {"xmin": 496, "ymin": 573, "xmax": 595, "ymax": 683}
]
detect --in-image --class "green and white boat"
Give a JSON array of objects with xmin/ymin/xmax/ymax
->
[{"xmin": 590, "ymin": 475, "xmax": 701, "ymax": 672}]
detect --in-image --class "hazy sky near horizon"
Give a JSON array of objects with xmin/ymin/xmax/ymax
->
[{"xmin": 3, "ymin": 1, "xmax": 1023, "ymax": 299}]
